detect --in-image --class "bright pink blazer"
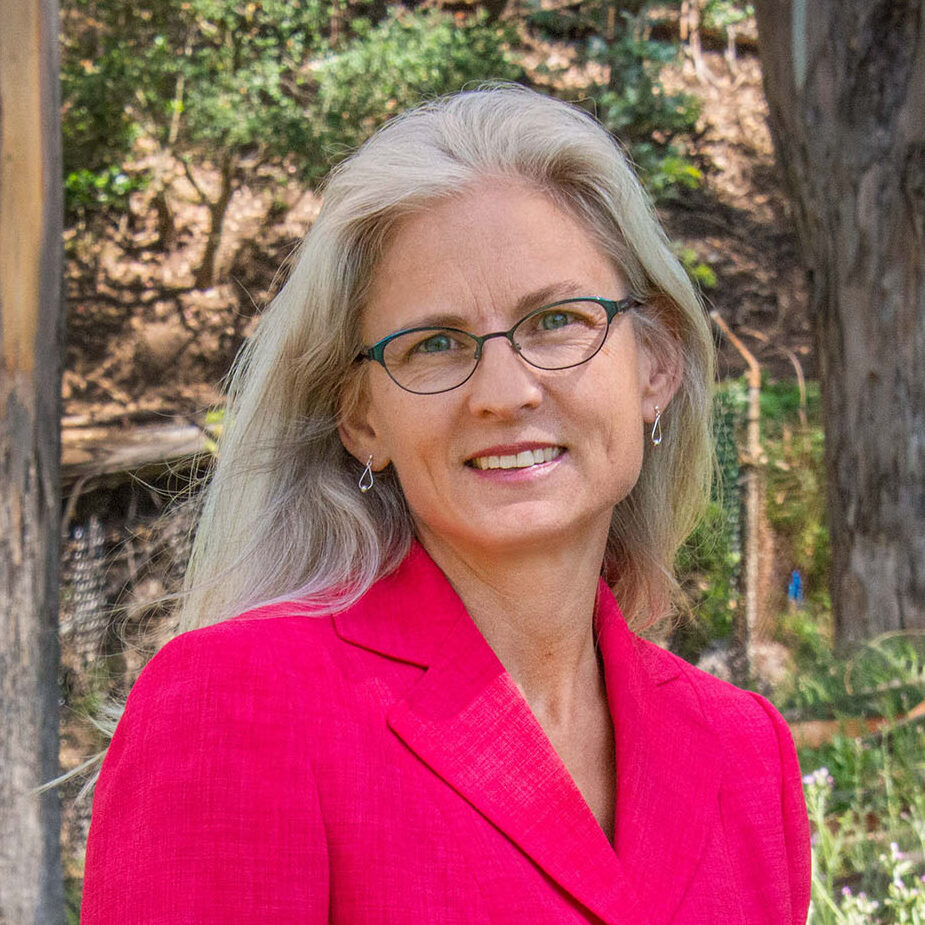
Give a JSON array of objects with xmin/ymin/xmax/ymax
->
[{"xmin": 82, "ymin": 543, "xmax": 811, "ymax": 924}]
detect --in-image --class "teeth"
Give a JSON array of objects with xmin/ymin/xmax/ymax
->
[{"xmin": 471, "ymin": 447, "xmax": 563, "ymax": 470}]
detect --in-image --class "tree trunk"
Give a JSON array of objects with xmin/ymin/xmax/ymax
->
[
  {"xmin": 754, "ymin": 1, "xmax": 925, "ymax": 645},
  {"xmin": 0, "ymin": 0, "xmax": 65, "ymax": 921},
  {"xmin": 681, "ymin": 0, "xmax": 709, "ymax": 84},
  {"xmin": 194, "ymin": 154, "xmax": 235, "ymax": 290}
]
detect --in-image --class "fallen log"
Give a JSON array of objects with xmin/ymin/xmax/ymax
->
[
  {"xmin": 790, "ymin": 698, "xmax": 925, "ymax": 749},
  {"xmin": 61, "ymin": 418, "xmax": 217, "ymax": 490}
]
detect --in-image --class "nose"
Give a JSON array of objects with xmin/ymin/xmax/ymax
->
[{"xmin": 465, "ymin": 335, "xmax": 542, "ymax": 417}]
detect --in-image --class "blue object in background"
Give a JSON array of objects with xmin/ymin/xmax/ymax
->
[{"xmin": 787, "ymin": 569, "xmax": 803, "ymax": 607}]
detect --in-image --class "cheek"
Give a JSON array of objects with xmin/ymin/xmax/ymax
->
[
  {"xmin": 374, "ymin": 403, "xmax": 445, "ymax": 483},
  {"xmin": 589, "ymin": 370, "xmax": 644, "ymax": 446},
  {"xmin": 591, "ymin": 382, "xmax": 645, "ymax": 487},
  {"xmin": 601, "ymin": 420, "xmax": 645, "ymax": 483}
]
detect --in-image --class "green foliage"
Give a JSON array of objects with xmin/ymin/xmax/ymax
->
[
  {"xmin": 313, "ymin": 9, "xmax": 522, "ymax": 164},
  {"xmin": 782, "ymin": 603, "xmax": 925, "ymax": 920},
  {"xmin": 167, "ymin": 0, "xmax": 333, "ymax": 157},
  {"xmin": 762, "ymin": 380, "xmax": 831, "ymax": 605},
  {"xmin": 65, "ymin": 874, "xmax": 83, "ymax": 925},
  {"xmin": 60, "ymin": 0, "xmax": 354, "ymax": 216},
  {"xmin": 61, "ymin": 0, "xmax": 707, "ymax": 219},
  {"xmin": 674, "ymin": 244, "xmax": 717, "ymax": 289},
  {"xmin": 638, "ymin": 147, "xmax": 704, "ymax": 198},
  {"xmin": 60, "ymin": 1, "xmax": 168, "ymax": 216},
  {"xmin": 64, "ymin": 167, "xmax": 148, "ymax": 219},
  {"xmin": 592, "ymin": 26, "xmax": 702, "ymax": 201},
  {"xmin": 526, "ymin": 1, "xmax": 702, "ymax": 201},
  {"xmin": 777, "ymin": 585, "xmax": 925, "ymax": 921},
  {"xmin": 776, "ymin": 607, "xmax": 846, "ymax": 716},
  {"xmin": 587, "ymin": 26, "xmax": 699, "ymax": 141},
  {"xmin": 702, "ymin": 0, "xmax": 755, "ymax": 31},
  {"xmin": 61, "ymin": 0, "xmax": 522, "ymax": 216},
  {"xmin": 673, "ymin": 499, "xmax": 739, "ymax": 659},
  {"xmin": 802, "ymin": 736, "xmax": 925, "ymax": 923},
  {"xmin": 60, "ymin": 49, "xmax": 135, "ymax": 180}
]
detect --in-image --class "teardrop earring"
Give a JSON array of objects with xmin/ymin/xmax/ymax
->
[
  {"xmin": 650, "ymin": 406, "xmax": 663, "ymax": 447},
  {"xmin": 358, "ymin": 455, "xmax": 375, "ymax": 493}
]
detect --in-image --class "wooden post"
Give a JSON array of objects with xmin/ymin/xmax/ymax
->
[{"xmin": 0, "ymin": 0, "xmax": 65, "ymax": 920}]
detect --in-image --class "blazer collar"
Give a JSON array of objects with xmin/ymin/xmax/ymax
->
[{"xmin": 333, "ymin": 542, "xmax": 720, "ymax": 925}]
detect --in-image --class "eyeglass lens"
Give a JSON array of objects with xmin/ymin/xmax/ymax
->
[{"xmin": 381, "ymin": 299, "xmax": 611, "ymax": 394}]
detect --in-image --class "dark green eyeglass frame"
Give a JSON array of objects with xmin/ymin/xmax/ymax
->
[{"xmin": 357, "ymin": 295, "xmax": 643, "ymax": 394}]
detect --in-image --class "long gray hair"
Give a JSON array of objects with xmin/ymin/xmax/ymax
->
[{"xmin": 178, "ymin": 83, "xmax": 715, "ymax": 634}]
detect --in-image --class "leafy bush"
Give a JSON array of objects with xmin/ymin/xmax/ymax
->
[
  {"xmin": 60, "ymin": 1, "xmax": 163, "ymax": 217},
  {"xmin": 702, "ymin": 0, "xmax": 755, "ymax": 32},
  {"xmin": 61, "ymin": 0, "xmax": 522, "ymax": 219},
  {"xmin": 586, "ymin": 27, "xmax": 700, "ymax": 142},
  {"xmin": 527, "ymin": 1, "xmax": 702, "ymax": 201},
  {"xmin": 781, "ymin": 602, "xmax": 925, "ymax": 921},
  {"xmin": 673, "ymin": 499, "xmax": 740, "ymax": 660},
  {"xmin": 167, "ymin": 0, "xmax": 357, "ymax": 159},
  {"xmin": 782, "ymin": 611, "xmax": 925, "ymax": 920},
  {"xmin": 62, "ymin": 0, "xmax": 337, "ymax": 166},
  {"xmin": 803, "ymin": 742, "xmax": 925, "ymax": 924},
  {"xmin": 638, "ymin": 147, "xmax": 704, "ymax": 199},
  {"xmin": 313, "ymin": 8, "xmax": 523, "ymax": 163},
  {"xmin": 674, "ymin": 244, "xmax": 717, "ymax": 289},
  {"xmin": 64, "ymin": 167, "xmax": 148, "ymax": 220},
  {"xmin": 593, "ymin": 27, "xmax": 703, "ymax": 201}
]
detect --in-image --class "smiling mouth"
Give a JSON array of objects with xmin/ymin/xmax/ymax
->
[{"xmin": 467, "ymin": 446, "xmax": 565, "ymax": 471}]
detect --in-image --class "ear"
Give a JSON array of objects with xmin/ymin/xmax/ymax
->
[
  {"xmin": 637, "ymin": 334, "xmax": 683, "ymax": 423},
  {"xmin": 337, "ymin": 371, "xmax": 391, "ymax": 470}
]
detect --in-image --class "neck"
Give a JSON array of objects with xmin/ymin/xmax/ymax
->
[{"xmin": 415, "ymin": 526, "xmax": 609, "ymax": 726}]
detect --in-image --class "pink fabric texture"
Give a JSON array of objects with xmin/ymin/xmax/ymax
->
[{"xmin": 82, "ymin": 542, "xmax": 811, "ymax": 923}]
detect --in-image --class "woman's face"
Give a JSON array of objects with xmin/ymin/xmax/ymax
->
[{"xmin": 340, "ymin": 179, "xmax": 679, "ymax": 562}]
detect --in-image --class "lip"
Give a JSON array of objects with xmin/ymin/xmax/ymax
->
[{"xmin": 464, "ymin": 441, "xmax": 565, "ymax": 463}]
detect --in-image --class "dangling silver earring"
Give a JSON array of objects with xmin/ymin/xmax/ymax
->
[
  {"xmin": 358, "ymin": 455, "xmax": 375, "ymax": 493},
  {"xmin": 650, "ymin": 406, "xmax": 663, "ymax": 447}
]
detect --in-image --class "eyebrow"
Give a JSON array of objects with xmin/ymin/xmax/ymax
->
[{"xmin": 394, "ymin": 281, "xmax": 589, "ymax": 332}]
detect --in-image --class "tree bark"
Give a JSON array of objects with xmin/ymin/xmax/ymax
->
[
  {"xmin": 0, "ymin": 0, "xmax": 65, "ymax": 920},
  {"xmin": 194, "ymin": 153, "xmax": 236, "ymax": 290},
  {"xmin": 754, "ymin": 0, "xmax": 925, "ymax": 645}
]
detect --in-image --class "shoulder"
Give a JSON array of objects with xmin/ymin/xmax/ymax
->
[
  {"xmin": 85, "ymin": 609, "xmax": 336, "ymax": 919},
  {"xmin": 118, "ymin": 605, "xmax": 352, "ymax": 747},
  {"xmin": 166, "ymin": 599, "xmax": 342, "ymax": 658},
  {"xmin": 136, "ymin": 604, "xmax": 340, "ymax": 690},
  {"xmin": 637, "ymin": 638, "xmax": 796, "ymax": 771},
  {"xmin": 101, "ymin": 606, "xmax": 358, "ymax": 794},
  {"xmin": 637, "ymin": 642, "xmax": 812, "ymax": 919}
]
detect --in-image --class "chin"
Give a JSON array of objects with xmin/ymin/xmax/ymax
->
[{"xmin": 422, "ymin": 516, "xmax": 597, "ymax": 560}]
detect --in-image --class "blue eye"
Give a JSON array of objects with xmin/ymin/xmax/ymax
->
[
  {"xmin": 537, "ymin": 310, "xmax": 573, "ymax": 331},
  {"xmin": 413, "ymin": 333, "xmax": 454, "ymax": 354}
]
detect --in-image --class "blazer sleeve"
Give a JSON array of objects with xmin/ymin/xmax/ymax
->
[
  {"xmin": 748, "ymin": 691, "xmax": 812, "ymax": 925},
  {"xmin": 81, "ymin": 626, "xmax": 330, "ymax": 924}
]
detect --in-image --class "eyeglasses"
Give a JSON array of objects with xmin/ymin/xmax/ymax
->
[{"xmin": 357, "ymin": 296, "xmax": 642, "ymax": 395}]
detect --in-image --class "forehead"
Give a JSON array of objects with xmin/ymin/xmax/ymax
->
[{"xmin": 362, "ymin": 180, "xmax": 625, "ymax": 336}]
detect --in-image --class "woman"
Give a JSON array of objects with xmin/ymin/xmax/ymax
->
[{"xmin": 82, "ymin": 85, "xmax": 811, "ymax": 924}]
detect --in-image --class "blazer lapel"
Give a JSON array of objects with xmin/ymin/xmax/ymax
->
[
  {"xmin": 335, "ymin": 544, "xmax": 719, "ymax": 925},
  {"xmin": 596, "ymin": 586, "xmax": 722, "ymax": 925},
  {"xmin": 387, "ymin": 606, "xmax": 649, "ymax": 925}
]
